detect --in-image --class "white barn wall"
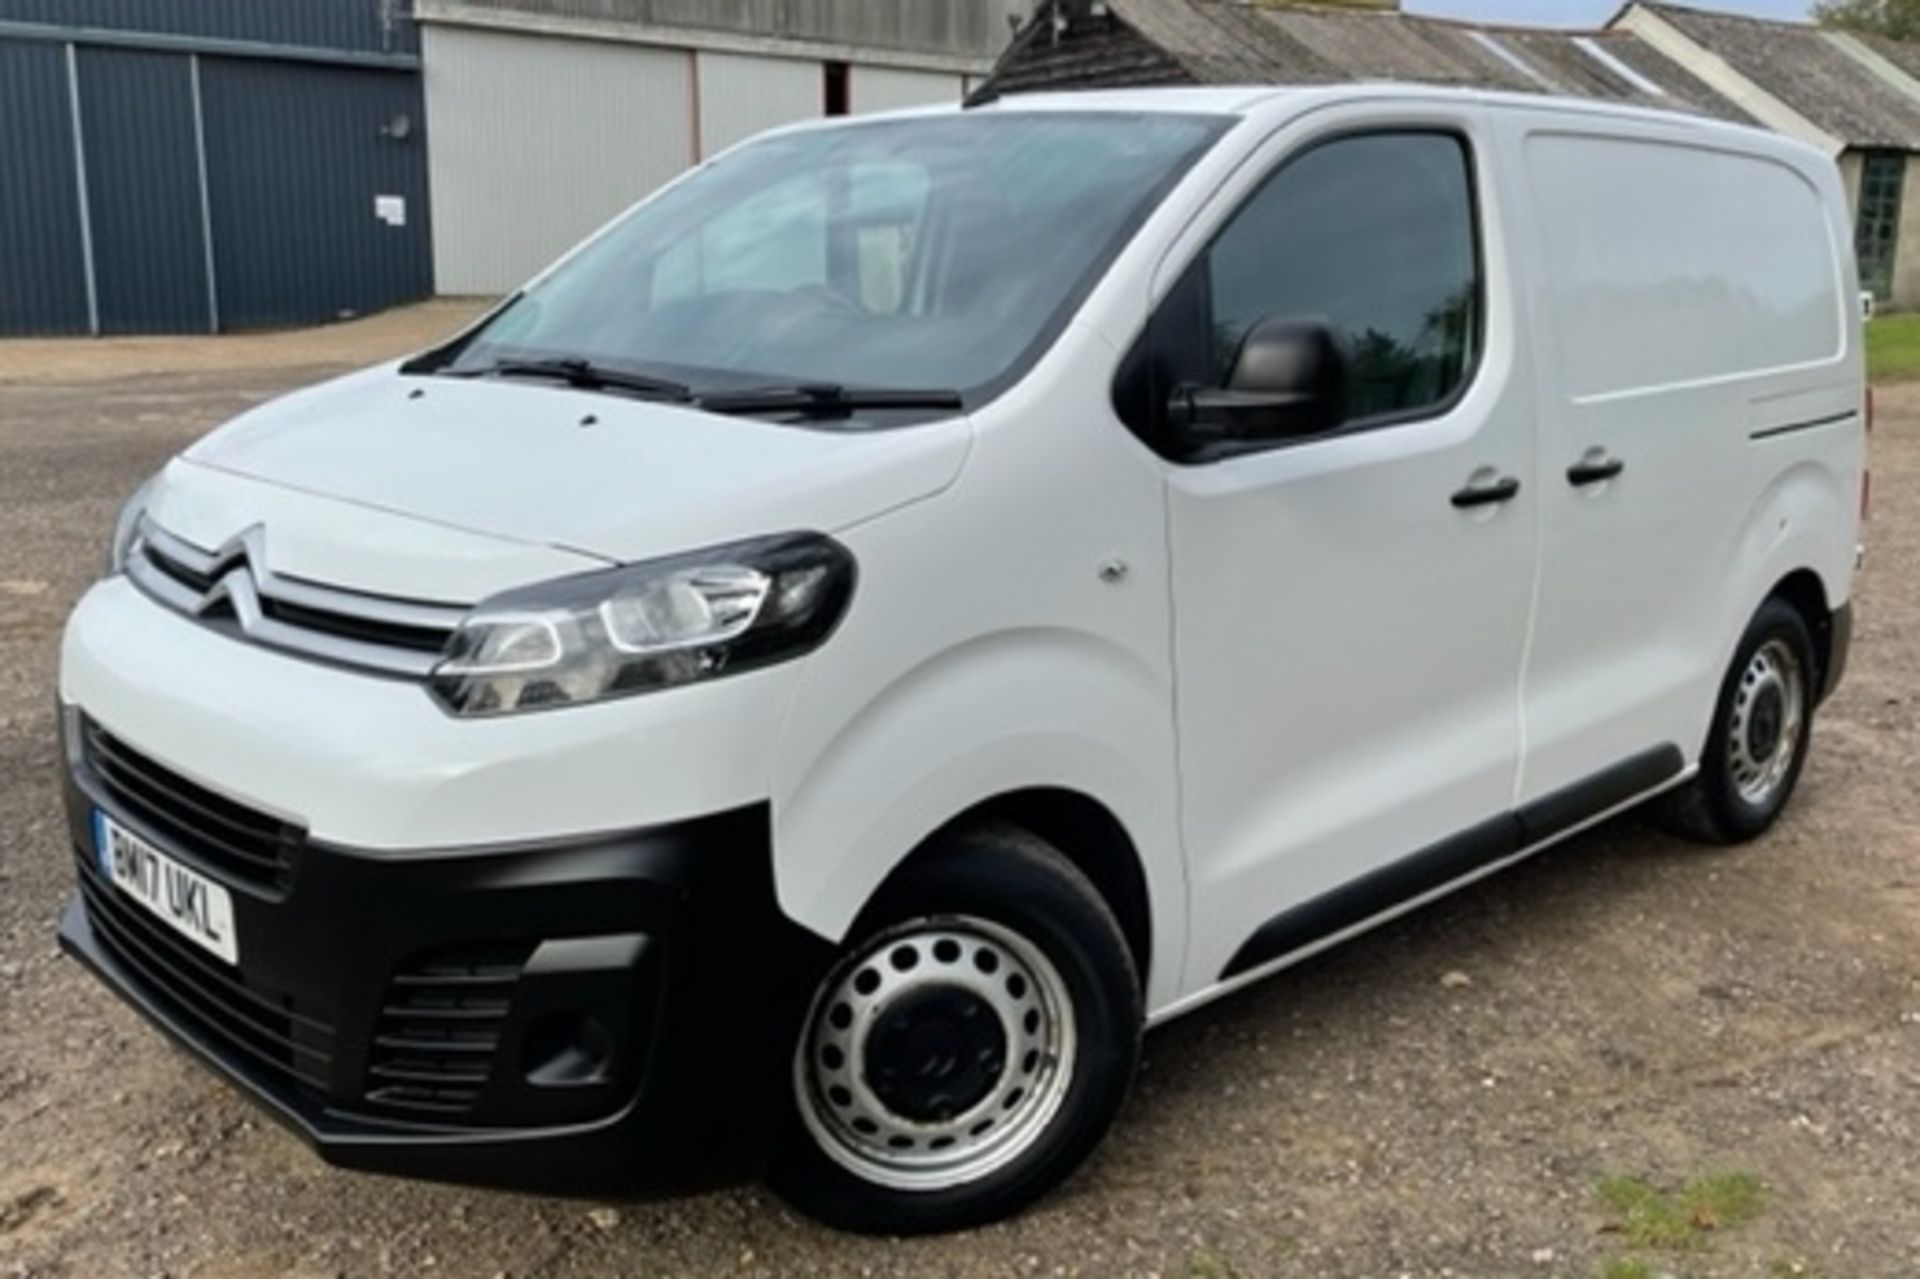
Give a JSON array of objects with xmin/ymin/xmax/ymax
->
[
  {"xmin": 849, "ymin": 64, "xmax": 964, "ymax": 113},
  {"xmin": 697, "ymin": 50, "xmax": 823, "ymax": 159},
  {"xmin": 424, "ymin": 24, "xmax": 694, "ymax": 295}
]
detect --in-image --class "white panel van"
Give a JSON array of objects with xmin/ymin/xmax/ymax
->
[{"xmin": 57, "ymin": 86, "xmax": 1865, "ymax": 1233}]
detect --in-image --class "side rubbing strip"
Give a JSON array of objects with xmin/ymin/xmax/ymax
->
[
  {"xmin": 1219, "ymin": 745, "xmax": 1685, "ymax": 981},
  {"xmin": 1515, "ymin": 744, "xmax": 1683, "ymax": 847},
  {"xmin": 1750, "ymin": 411, "xmax": 1858, "ymax": 441},
  {"xmin": 1220, "ymin": 815, "xmax": 1518, "ymax": 980}
]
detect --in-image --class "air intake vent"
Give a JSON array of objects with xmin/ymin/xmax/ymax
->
[
  {"xmin": 81, "ymin": 715, "xmax": 303, "ymax": 894},
  {"xmin": 76, "ymin": 860, "xmax": 334, "ymax": 1093},
  {"xmin": 364, "ymin": 944, "xmax": 534, "ymax": 1117}
]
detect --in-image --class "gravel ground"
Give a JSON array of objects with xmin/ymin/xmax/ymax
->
[{"xmin": 1, "ymin": 311, "xmax": 1916, "ymax": 1277}]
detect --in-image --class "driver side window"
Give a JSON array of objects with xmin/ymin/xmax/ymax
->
[
  {"xmin": 1205, "ymin": 131, "xmax": 1481, "ymax": 422},
  {"xmin": 1119, "ymin": 130, "xmax": 1483, "ymax": 455}
]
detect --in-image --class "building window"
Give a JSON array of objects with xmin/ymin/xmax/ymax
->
[{"xmin": 1858, "ymin": 150, "xmax": 1905, "ymax": 303}]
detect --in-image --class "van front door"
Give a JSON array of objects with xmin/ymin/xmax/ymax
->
[{"xmin": 1149, "ymin": 123, "xmax": 1540, "ymax": 988}]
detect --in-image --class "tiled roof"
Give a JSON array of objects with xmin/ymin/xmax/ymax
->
[
  {"xmin": 981, "ymin": 0, "xmax": 1757, "ymax": 124},
  {"xmin": 1637, "ymin": 2, "xmax": 1920, "ymax": 149}
]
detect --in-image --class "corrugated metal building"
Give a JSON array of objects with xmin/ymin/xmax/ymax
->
[
  {"xmin": 0, "ymin": 0, "xmax": 434, "ymax": 336},
  {"xmin": 1, "ymin": 1, "xmax": 1027, "ymax": 333},
  {"xmin": 417, "ymin": 0, "xmax": 1025, "ymax": 295}
]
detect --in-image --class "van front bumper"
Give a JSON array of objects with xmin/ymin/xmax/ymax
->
[{"xmin": 58, "ymin": 759, "xmax": 831, "ymax": 1195}]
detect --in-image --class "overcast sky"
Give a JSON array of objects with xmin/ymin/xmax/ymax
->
[{"xmin": 1404, "ymin": 0, "xmax": 1813, "ymax": 24}]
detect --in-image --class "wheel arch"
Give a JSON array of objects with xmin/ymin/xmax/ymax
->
[
  {"xmin": 1721, "ymin": 452, "xmax": 1856, "ymax": 707},
  {"xmin": 1763, "ymin": 567, "xmax": 1836, "ymax": 692},
  {"xmin": 770, "ymin": 624, "xmax": 1187, "ymax": 1013},
  {"xmin": 899, "ymin": 788, "xmax": 1154, "ymax": 993}
]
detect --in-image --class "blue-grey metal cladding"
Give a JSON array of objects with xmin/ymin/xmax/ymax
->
[
  {"xmin": 0, "ymin": 38, "xmax": 90, "ymax": 335},
  {"xmin": 76, "ymin": 45, "xmax": 212, "ymax": 333},
  {"xmin": 2, "ymin": 10, "xmax": 432, "ymax": 335},
  {"xmin": 197, "ymin": 57, "xmax": 433, "ymax": 329},
  {"xmin": 0, "ymin": 1, "xmax": 417, "ymax": 56}
]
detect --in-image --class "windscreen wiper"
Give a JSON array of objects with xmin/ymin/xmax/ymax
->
[
  {"xmin": 451, "ymin": 358, "xmax": 694, "ymax": 402},
  {"xmin": 697, "ymin": 383, "xmax": 964, "ymax": 419}
]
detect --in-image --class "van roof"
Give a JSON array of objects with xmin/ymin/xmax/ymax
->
[
  {"xmin": 737, "ymin": 83, "xmax": 1824, "ymax": 175},
  {"xmin": 955, "ymin": 81, "xmax": 1814, "ymax": 154},
  {"xmin": 962, "ymin": 81, "xmax": 1725, "ymax": 126}
]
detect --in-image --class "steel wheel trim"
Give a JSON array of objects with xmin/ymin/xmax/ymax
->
[
  {"xmin": 1728, "ymin": 637, "xmax": 1805, "ymax": 807},
  {"xmin": 794, "ymin": 915, "xmax": 1077, "ymax": 1192}
]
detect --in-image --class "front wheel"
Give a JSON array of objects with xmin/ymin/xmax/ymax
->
[
  {"xmin": 1654, "ymin": 597, "xmax": 1817, "ymax": 844},
  {"xmin": 768, "ymin": 825, "xmax": 1141, "ymax": 1234}
]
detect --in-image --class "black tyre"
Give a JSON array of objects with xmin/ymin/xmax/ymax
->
[
  {"xmin": 768, "ymin": 823, "xmax": 1141, "ymax": 1234},
  {"xmin": 1653, "ymin": 597, "xmax": 1818, "ymax": 844}
]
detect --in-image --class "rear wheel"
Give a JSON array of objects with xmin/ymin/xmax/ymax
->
[
  {"xmin": 1654, "ymin": 597, "xmax": 1817, "ymax": 844},
  {"xmin": 769, "ymin": 824, "xmax": 1140, "ymax": 1234}
]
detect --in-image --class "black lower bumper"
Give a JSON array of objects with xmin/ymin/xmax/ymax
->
[{"xmin": 58, "ymin": 740, "xmax": 830, "ymax": 1197}]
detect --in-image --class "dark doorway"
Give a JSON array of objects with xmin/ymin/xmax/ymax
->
[{"xmin": 825, "ymin": 61, "xmax": 850, "ymax": 116}]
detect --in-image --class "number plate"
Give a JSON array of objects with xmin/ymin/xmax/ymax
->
[{"xmin": 93, "ymin": 810, "xmax": 239, "ymax": 965}]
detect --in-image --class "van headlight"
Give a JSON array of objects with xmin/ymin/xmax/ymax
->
[{"xmin": 429, "ymin": 533, "xmax": 855, "ymax": 716}]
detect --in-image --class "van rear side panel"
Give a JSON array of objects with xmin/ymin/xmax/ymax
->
[
  {"xmin": 1510, "ymin": 118, "xmax": 1863, "ymax": 806},
  {"xmin": 1526, "ymin": 133, "xmax": 1845, "ymax": 398}
]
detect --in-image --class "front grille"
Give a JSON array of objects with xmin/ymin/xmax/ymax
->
[
  {"xmin": 81, "ymin": 716, "xmax": 303, "ymax": 895},
  {"xmin": 127, "ymin": 519, "xmax": 468, "ymax": 679},
  {"xmin": 256, "ymin": 594, "xmax": 452, "ymax": 654},
  {"xmin": 76, "ymin": 862, "xmax": 335, "ymax": 1093},
  {"xmin": 363, "ymin": 944, "xmax": 533, "ymax": 1118},
  {"xmin": 143, "ymin": 537, "xmax": 217, "ymax": 593}
]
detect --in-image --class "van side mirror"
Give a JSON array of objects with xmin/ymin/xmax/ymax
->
[{"xmin": 1168, "ymin": 317, "xmax": 1349, "ymax": 448}]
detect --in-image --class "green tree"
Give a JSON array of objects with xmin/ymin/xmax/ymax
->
[{"xmin": 1815, "ymin": 0, "xmax": 1920, "ymax": 40}]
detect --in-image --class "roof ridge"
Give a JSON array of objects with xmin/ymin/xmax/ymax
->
[{"xmin": 1192, "ymin": 0, "xmax": 1628, "ymax": 39}]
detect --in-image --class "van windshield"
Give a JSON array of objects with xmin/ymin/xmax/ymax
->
[{"xmin": 432, "ymin": 111, "xmax": 1228, "ymax": 418}]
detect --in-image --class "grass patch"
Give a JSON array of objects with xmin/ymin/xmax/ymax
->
[
  {"xmin": 1868, "ymin": 311, "xmax": 1920, "ymax": 382},
  {"xmin": 1598, "ymin": 1171, "xmax": 1764, "ymax": 1249},
  {"xmin": 1599, "ymin": 1259, "xmax": 1653, "ymax": 1279},
  {"xmin": 1184, "ymin": 1253, "xmax": 1242, "ymax": 1279}
]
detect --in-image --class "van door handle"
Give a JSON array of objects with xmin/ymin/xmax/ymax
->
[
  {"xmin": 1450, "ymin": 475, "xmax": 1521, "ymax": 508},
  {"xmin": 1567, "ymin": 453, "xmax": 1626, "ymax": 487}
]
